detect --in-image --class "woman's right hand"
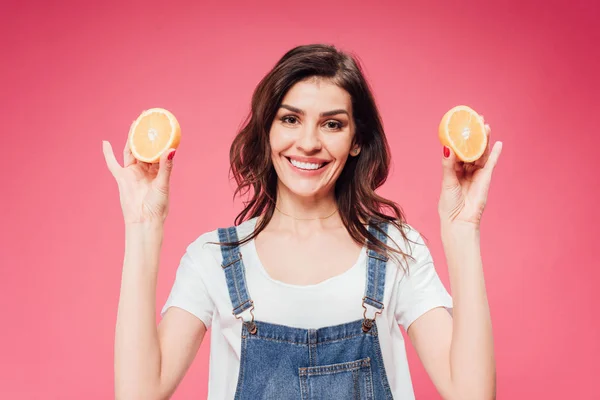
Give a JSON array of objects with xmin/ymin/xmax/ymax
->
[{"xmin": 102, "ymin": 136, "xmax": 176, "ymax": 225}]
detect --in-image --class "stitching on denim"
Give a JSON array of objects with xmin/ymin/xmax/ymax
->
[
  {"xmin": 298, "ymin": 357, "xmax": 371, "ymax": 377},
  {"xmin": 233, "ymin": 325, "xmax": 247, "ymax": 400},
  {"xmin": 352, "ymin": 369, "xmax": 359, "ymax": 400},
  {"xmin": 245, "ymin": 331, "xmax": 375, "ymax": 346},
  {"xmin": 367, "ymin": 256, "xmax": 371, "ymax": 298},
  {"xmin": 299, "ymin": 373, "xmax": 308, "ymax": 400},
  {"xmin": 238, "ymin": 232, "xmax": 252, "ymax": 304},
  {"xmin": 221, "ymin": 255, "xmax": 240, "ymax": 268},
  {"xmin": 218, "ymin": 228, "xmax": 234, "ymax": 309},
  {"xmin": 370, "ymin": 223, "xmax": 388, "ymax": 308},
  {"xmin": 231, "ymin": 267, "xmax": 242, "ymax": 311},
  {"xmin": 366, "ymin": 362, "xmax": 375, "ymax": 400},
  {"xmin": 373, "ymin": 258, "xmax": 380, "ymax": 308},
  {"xmin": 245, "ymin": 336, "xmax": 309, "ymax": 346},
  {"xmin": 227, "ymin": 229, "xmax": 244, "ymax": 311},
  {"xmin": 318, "ymin": 331, "xmax": 376, "ymax": 345},
  {"xmin": 221, "ymin": 228, "xmax": 240, "ymax": 309},
  {"xmin": 232, "ymin": 300, "xmax": 251, "ymax": 314},
  {"xmin": 368, "ymin": 253, "xmax": 388, "ymax": 262},
  {"xmin": 371, "ymin": 328, "xmax": 394, "ymax": 399}
]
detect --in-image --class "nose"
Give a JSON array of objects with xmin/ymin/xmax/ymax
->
[{"xmin": 296, "ymin": 123, "xmax": 322, "ymax": 153}]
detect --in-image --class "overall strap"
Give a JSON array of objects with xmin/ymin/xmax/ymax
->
[
  {"xmin": 362, "ymin": 221, "xmax": 390, "ymax": 332},
  {"xmin": 217, "ymin": 226, "xmax": 257, "ymax": 334}
]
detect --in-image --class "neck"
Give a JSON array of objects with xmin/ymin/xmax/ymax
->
[{"xmin": 270, "ymin": 185, "xmax": 341, "ymax": 230}]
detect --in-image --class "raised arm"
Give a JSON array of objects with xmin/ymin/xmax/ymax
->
[
  {"xmin": 407, "ymin": 123, "xmax": 502, "ymax": 400},
  {"xmin": 103, "ymin": 140, "xmax": 206, "ymax": 400}
]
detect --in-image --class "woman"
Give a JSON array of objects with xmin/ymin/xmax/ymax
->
[{"xmin": 103, "ymin": 44, "xmax": 502, "ymax": 400}]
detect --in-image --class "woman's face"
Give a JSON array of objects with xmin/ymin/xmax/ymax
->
[{"xmin": 269, "ymin": 78, "xmax": 359, "ymax": 200}]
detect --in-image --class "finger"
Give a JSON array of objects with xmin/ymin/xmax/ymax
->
[
  {"xmin": 442, "ymin": 146, "xmax": 460, "ymax": 188},
  {"xmin": 475, "ymin": 123, "xmax": 492, "ymax": 169},
  {"xmin": 149, "ymin": 162, "xmax": 160, "ymax": 175},
  {"xmin": 479, "ymin": 115, "xmax": 490, "ymax": 141},
  {"xmin": 102, "ymin": 141, "xmax": 122, "ymax": 177},
  {"xmin": 123, "ymin": 122, "xmax": 137, "ymax": 167},
  {"xmin": 155, "ymin": 148, "xmax": 177, "ymax": 188},
  {"xmin": 482, "ymin": 141, "xmax": 503, "ymax": 174}
]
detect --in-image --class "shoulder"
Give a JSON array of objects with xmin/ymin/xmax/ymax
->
[
  {"xmin": 381, "ymin": 220, "xmax": 434, "ymax": 274},
  {"xmin": 185, "ymin": 217, "xmax": 258, "ymax": 263},
  {"xmin": 384, "ymin": 221, "xmax": 428, "ymax": 255}
]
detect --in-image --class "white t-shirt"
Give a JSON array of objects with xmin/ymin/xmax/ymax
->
[{"xmin": 161, "ymin": 217, "xmax": 453, "ymax": 399}]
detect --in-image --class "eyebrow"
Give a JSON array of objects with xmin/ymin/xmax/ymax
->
[{"xmin": 280, "ymin": 104, "xmax": 349, "ymax": 117}]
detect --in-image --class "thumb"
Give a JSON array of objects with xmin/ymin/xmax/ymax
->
[
  {"xmin": 156, "ymin": 148, "xmax": 177, "ymax": 188},
  {"xmin": 441, "ymin": 146, "xmax": 460, "ymax": 189},
  {"xmin": 102, "ymin": 140, "xmax": 122, "ymax": 178}
]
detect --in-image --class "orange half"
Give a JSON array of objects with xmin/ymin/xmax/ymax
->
[
  {"xmin": 438, "ymin": 105, "xmax": 487, "ymax": 162},
  {"xmin": 129, "ymin": 108, "xmax": 181, "ymax": 163}
]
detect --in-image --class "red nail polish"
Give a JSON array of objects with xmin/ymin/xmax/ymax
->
[
  {"xmin": 443, "ymin": 146, "xmax": 450, "ymax": 158},
  {"xmin": 168, "ymin": 151, "xmax": 176, "ymax": 161}
]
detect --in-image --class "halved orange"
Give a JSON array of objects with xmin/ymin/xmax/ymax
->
[
  {"xmin": 129, "ymin": 108, "xmax": 181, "ymax": 163},
  {"xmin": 438, "ymin": 105, "xmax": 487, "ymax": 162}
]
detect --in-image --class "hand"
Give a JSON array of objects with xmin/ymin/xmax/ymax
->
[
  {"xmin": 102, "ymin": 133, "xmax": 177, "ymax": 225},
  {"xmin": 438, "ymin": 117, "xmax": 503, "ymax": 228}
]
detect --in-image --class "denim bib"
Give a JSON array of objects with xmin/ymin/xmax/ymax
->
[{"xmin": 217, "ymin": 222, "xmax": 394, "ymax": 399}]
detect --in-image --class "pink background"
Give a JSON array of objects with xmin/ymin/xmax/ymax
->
[{"xmin": 2, "ymin": 0, "xmax": 599, "ymax": 398}]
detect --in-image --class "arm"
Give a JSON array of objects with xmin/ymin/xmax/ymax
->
[
  {"xmin": 407, "ymin": 223, "xmax": 495, "ymax": 400},
  {"xmin": 114, "ymin": 222, "xmax": 207, "ymax": 400},
  {"xmin": 407, "ymin": 123, "xmax": 502, "ymax": 399}
]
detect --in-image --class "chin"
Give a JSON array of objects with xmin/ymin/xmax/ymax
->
[
  {"xmin": 281, "ymin": 181, "xmax": 329, "ymax": 198},
  {"xmin": 277, "ymin": 177, "xmax": 336, "ymax": 199}
]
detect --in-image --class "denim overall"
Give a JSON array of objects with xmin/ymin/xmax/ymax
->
[{"xmin": 217, "ymin": 222, "xmax": 394, "ymax": 400}]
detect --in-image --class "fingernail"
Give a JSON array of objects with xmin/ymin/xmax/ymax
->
[
  {"xmin": 168, "ymin": 151, "xmax": 176, "ymax": 161},
  {"xmin": 443, "ymin": 146, "xmax": 450, "ymax": 158}
]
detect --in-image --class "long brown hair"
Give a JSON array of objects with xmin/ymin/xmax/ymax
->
[{"xmin": 227, "ymin": 44, "xmax": 416, "ymax": 267}]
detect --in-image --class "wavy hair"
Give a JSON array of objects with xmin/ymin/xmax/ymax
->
[{"xmin": 226, "ymin": 44, "xmax": 415, "ymax": 266}]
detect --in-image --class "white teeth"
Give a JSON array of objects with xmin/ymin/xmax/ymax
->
[{"xmin": 289, "ymin": 159, "xmax": 323, "ymax": 170}]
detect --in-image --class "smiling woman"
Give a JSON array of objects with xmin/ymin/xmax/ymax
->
[
  {"xmin": 275, "ymin": 102, "xmax": 350, "ymax": 178},
  {"xmin": 228, "ymin": 48, "xmax": 409, "ymax": 258},
  {"xmin": 272, "ymin": 83, "xmax": 357, "ymax": 204},
  {"xmin": 104, "ymin": 43, "xmax": 501, "ymax": 400}
]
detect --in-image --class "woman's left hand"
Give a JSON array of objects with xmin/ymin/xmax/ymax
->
[{"xmin": 438, "ymin": 117, "xmax": 503, "ymax": 228}]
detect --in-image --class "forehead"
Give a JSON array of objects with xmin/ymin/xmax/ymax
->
[{"xmin": 281, "ymin": 78, "xmax": 352, "ymax": 113}]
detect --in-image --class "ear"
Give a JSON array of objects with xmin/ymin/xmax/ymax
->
[{"xmin": 350, "ymin": 146, "xmax": 361, "ymax": 156}]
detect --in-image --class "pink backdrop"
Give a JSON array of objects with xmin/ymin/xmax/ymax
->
[{"xmin": 2, "ymin": 0, "xmax": 599, "ymax": 398}]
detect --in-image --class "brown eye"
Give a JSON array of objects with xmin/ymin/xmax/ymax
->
[
  {"xmin": 281, "ymin": 116, "xmax": 299, "ymax": 125},
  {"xmin": 325, "ymin": 121, "xmax": 342, "ymax": 130}
]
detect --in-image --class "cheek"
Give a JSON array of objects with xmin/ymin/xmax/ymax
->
[
  {"xmin": 333, "ymin": 155, "xmax": 350, "ymax": 173},
  {"xmin": 326, "ymin": 137, "xmax": 353, "ymax": 161},
  {"xmin": 269, "ymin": 126, "xmax": 288, "ymax": 153},
  {"xmin": 272, "ymin": 132, "xmax": 303, "ymax": 162}
]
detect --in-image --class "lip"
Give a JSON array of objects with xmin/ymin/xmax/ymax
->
[
  {"xmin": 284, "ymin": 156, "xmax": 330, "ymax": 176},
  {"xmin": 285, "ymin": 155, "xmax": 331, "ymax": 164}
]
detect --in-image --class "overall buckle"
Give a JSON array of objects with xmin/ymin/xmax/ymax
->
[
  {"xmin": 234, "ymin": 301, "xmax": 257, "ymax": 335},
  {"xmin": 361, "ymin": 296, "xmax": 383, "ymax": 333}
]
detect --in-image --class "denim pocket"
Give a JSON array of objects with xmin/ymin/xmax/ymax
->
[{"xmin": 299, "ymin": 357, "xmax": 374, "ymax": 400}]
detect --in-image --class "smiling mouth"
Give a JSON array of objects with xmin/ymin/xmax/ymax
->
[{"xmin": 286, "ymin": 157, "xmax": 329, "ymax": 171}]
